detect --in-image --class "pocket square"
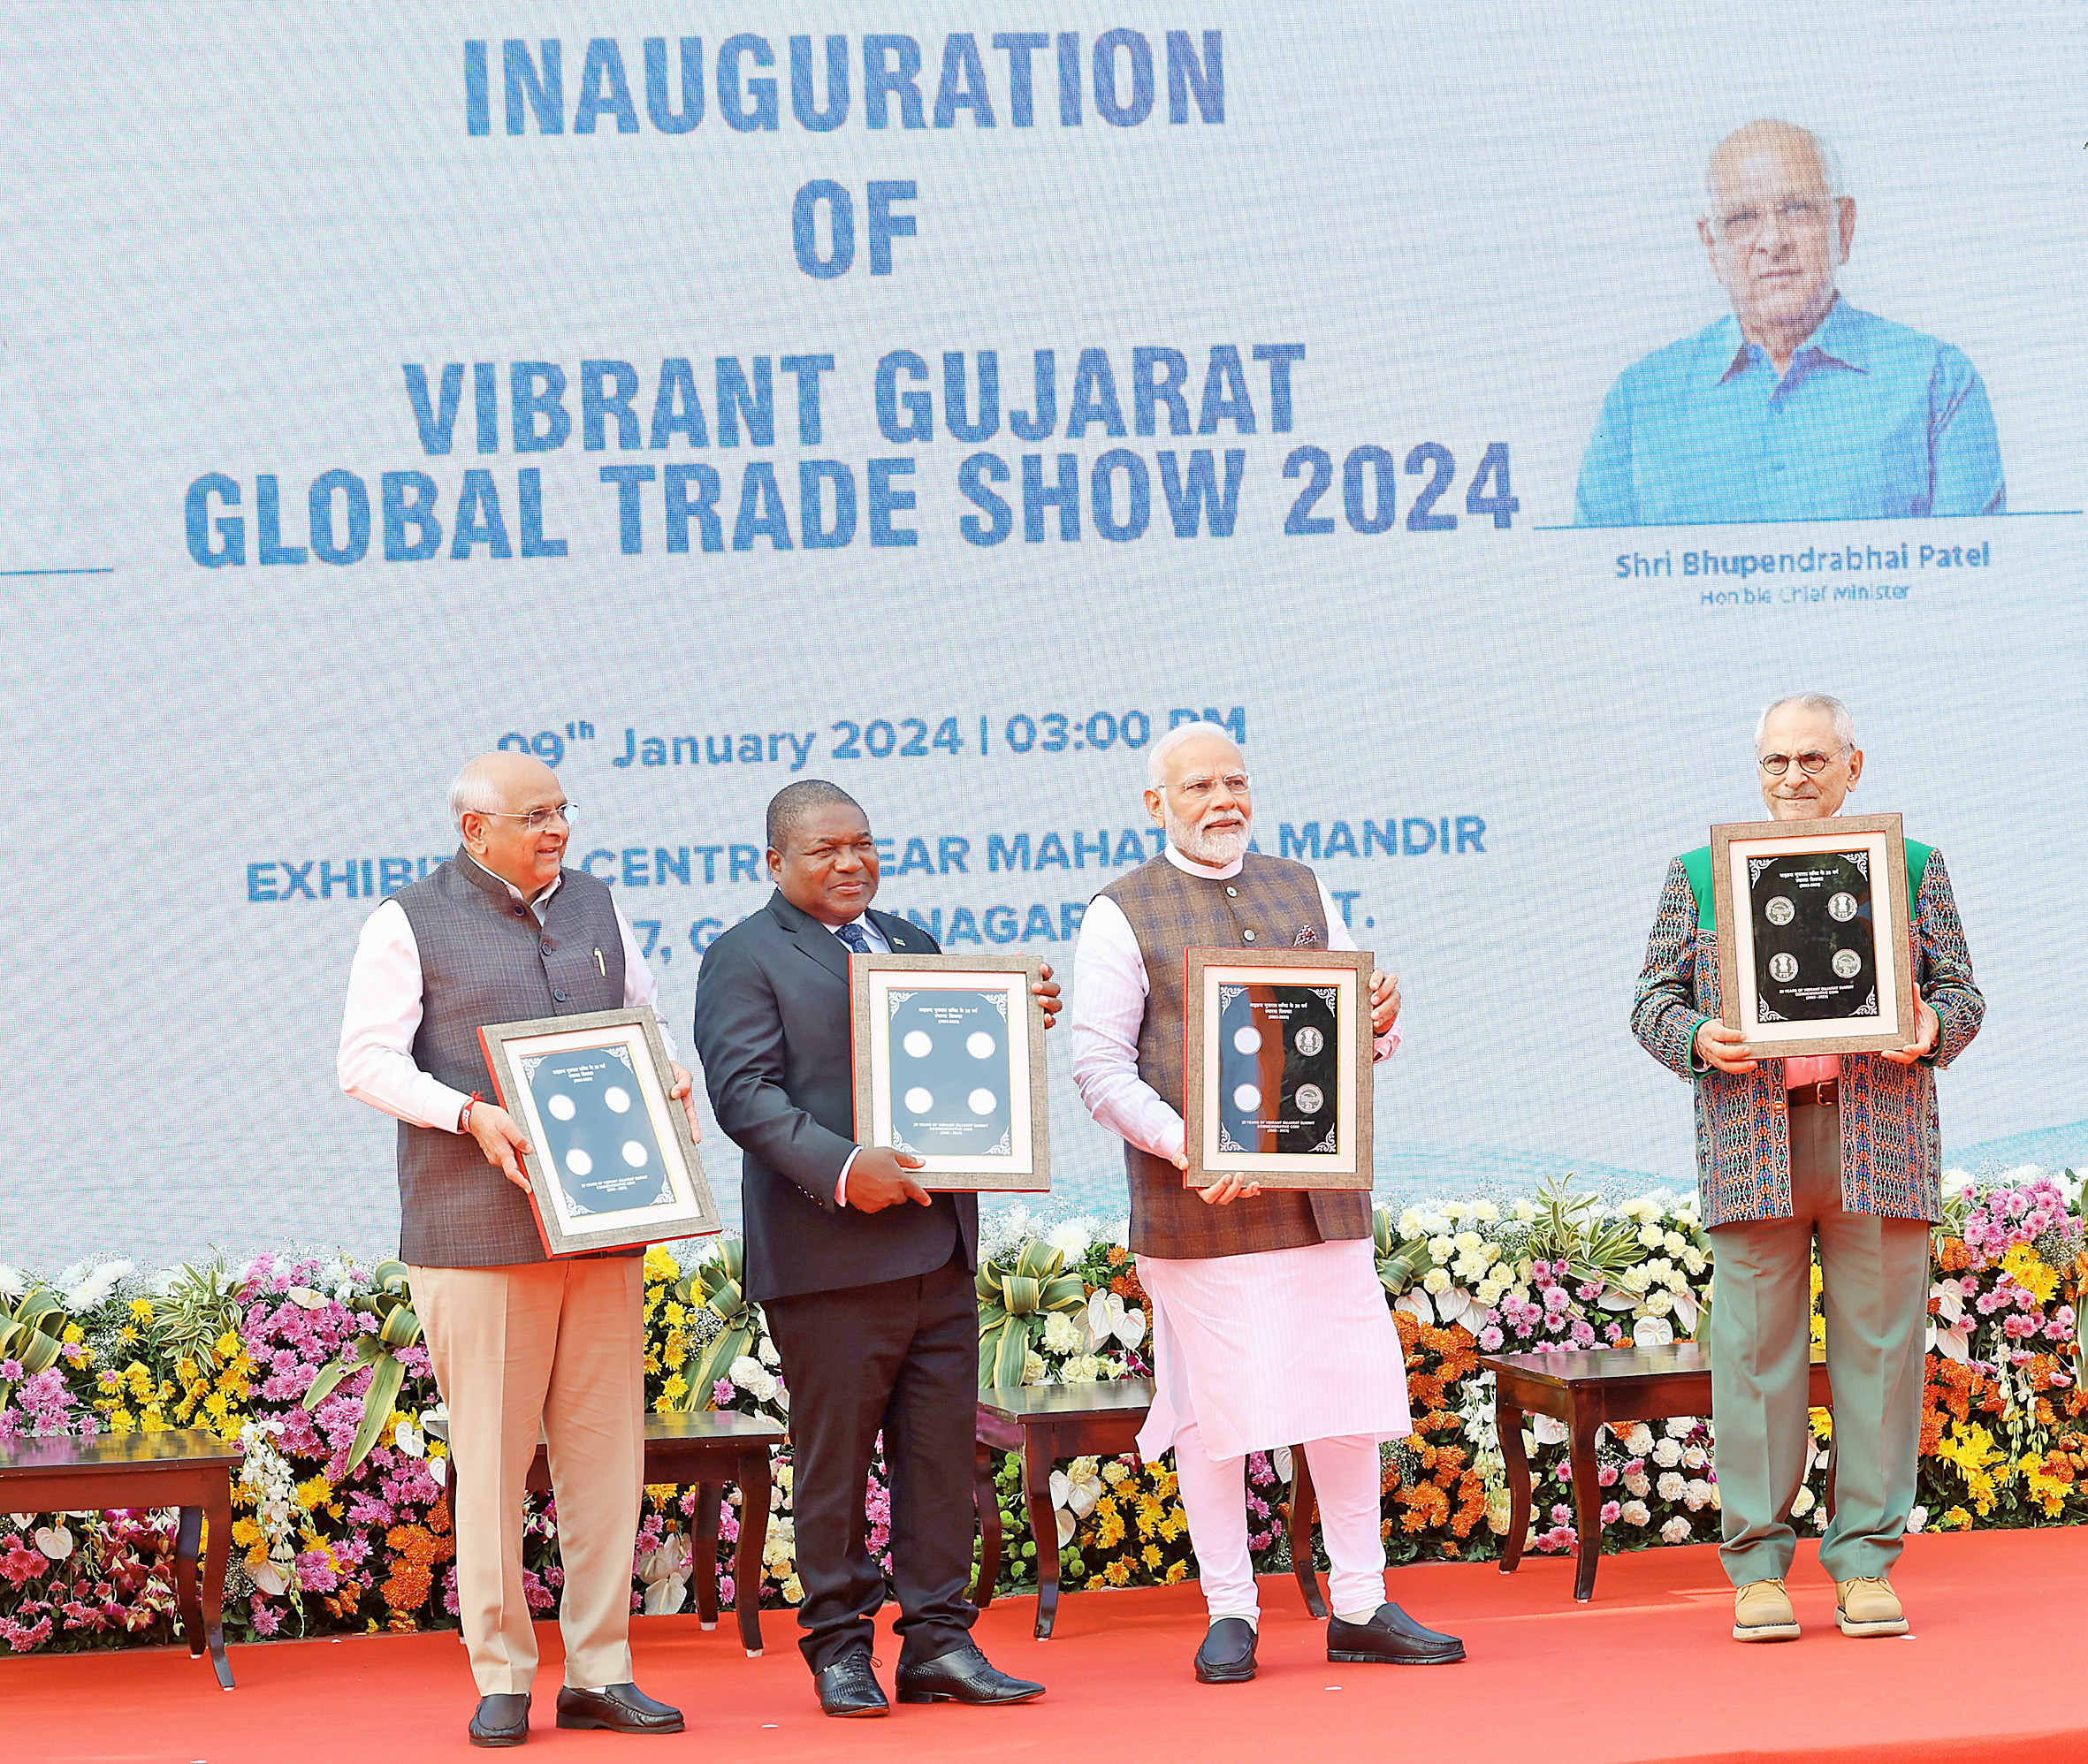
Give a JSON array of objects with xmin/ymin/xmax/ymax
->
[{"xmin": 1294, "ymin": 927, "xmax": 1320, "ymax": 947}]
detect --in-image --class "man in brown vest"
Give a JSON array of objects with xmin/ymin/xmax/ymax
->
[
  {"xmin": 1070, "ymin": 722, "xmax": 1464, "ymax": 1683},
  {"xmin": 339, "ymin": 752, "xmax": 693, "ymax": 1746}
]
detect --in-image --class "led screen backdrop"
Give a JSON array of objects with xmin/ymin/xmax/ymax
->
[{"xmin": 7, "ymin": 1, "xmax": 2084, "ymax": 1264}]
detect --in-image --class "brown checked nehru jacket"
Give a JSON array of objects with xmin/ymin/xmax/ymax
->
[{"xmin": 1099, "ymin": 853, "xmax": 1371, "ymax": 1260}]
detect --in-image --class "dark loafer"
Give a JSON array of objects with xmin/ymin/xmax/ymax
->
[
  {"xmin": 1326, "ymin": 1601, "xmax": 1466, "ymax": 1664},
  {"xmin": 553, "ymin": 1683, "xmax": 685, "ymax": 1733},
  {"xmin": 469, "ymin": 1692, "xmax": 531, "ymax": 1747},
  {"xmin": 895, "ymin": 1641, "xmax": 1045, "ymax": 1706},
  {"xmin": 815, "ymin": 1652, "xmax": 889, "ymax": 1718},
  {"xmin": 1193, "ymin": 1617, "xmax": 1259, "ymax": 1684}
]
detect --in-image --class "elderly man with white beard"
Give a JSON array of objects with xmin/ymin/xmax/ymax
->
[{"xmin": 1069, "ymin": 721, "xmax": 1465, "ymax": 1683}]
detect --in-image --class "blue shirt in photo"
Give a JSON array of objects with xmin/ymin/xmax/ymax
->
[{"xmin": 1574, "ymin": 298, "xmax": 2005, "ymax": 526}]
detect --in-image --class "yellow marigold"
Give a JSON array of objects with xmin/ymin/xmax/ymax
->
[
  {"xmin": 231, "ymin": 1517, "xmax": 263, "ymax": 1548},
  {"xmin": 141, "ymin": 1410, "xmax": 169, "ymax": 1433},
  {"xmin": 175, "ymin": 1357, "xmax": 199, "ymax": 1383},
  {"xmin": 295, "ymin": 1476, "xmax": 334, "ymax": 1511},
  {"xmin": 1141, "ymin": 1544, "xmax": 1162, "ymax": 1570},
  {"xmin": 118, "ymin": 1326, "xmax": 139, "ymax": 1345},
  {"xmin": 2002, "ymin": 1245, "xmax": 2060, "ymax": 1305},
  {"xmin": 107, "ymin": 1409, "xmax": 136, "ymax": 1435},
  {"xmin": 214, "ymin": 1328, "xmax": 241, "ymax": 1358},
  {"xmin": 1940, "ymin": 1506, "xmax": 1973, "ymax": 1531},
  {"xmin": 62, "ymin": 1323, "xmax": 85, "ymax": 1345},
  {"xmin": 663, "ymin": 1301, "xmax": 688, "ymax": 1329},
  {"xmin": 1102, "ymin": 1559, "xmax": 1132, "ymax": 1587},
  {"xmin": 1164, "ymin": 1562, "xmax": 1188, "ymax": 1584},
  {"xmin": 660, "ymin": 1374, "xmax": 689, "ymax": 1407},
  {"xmin": 644, "ymin": 1244, "xmax": 681, "ymax": 1283},
  {"xmin": 129, "ymin": 1298, "xmax": 156, "ymax": 1323}
]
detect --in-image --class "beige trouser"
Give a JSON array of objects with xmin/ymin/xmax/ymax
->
[
  {"xmin": 410, "ymin": 1258, "xmax": 645, "ymax": 1696},
  {"xmin": 1708, "ymin": 1104, "xmax": 1932, "ymax": 1588}
]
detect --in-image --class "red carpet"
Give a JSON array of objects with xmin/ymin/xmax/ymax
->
[{"xmin": 4, "ymin": 1527, "xmax": 2077, "ymax": 1764}]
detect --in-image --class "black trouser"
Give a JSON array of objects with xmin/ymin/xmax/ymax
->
[{"xmin": 761, "ymin": 1251, "xmax": 979, "ymax": 1672}]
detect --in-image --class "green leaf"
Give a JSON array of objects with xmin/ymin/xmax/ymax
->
[
  {"xmin": 301, "ymin": 1357, "xmax": 357, "ymax": 1410},
  {"xmin": 377, "ymin": 1304, "xmax": 423, "ymax": 1350},
  {"xmin": 990, "ymin": 1318, "xmax": 1034, "ymax": 1389},
  {"xmin": 345, "ymin": 1353, "xmax": 408, "ymax": 1472}
]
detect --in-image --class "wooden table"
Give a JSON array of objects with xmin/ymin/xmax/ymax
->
[
  {"xmin": 0, "ymin": 1429, "xmax": 243, "ymax": 1687},
  {"xmin": 1481, "ymin": 1341, "xmax": 1835, "ymax": 1602},
  {"xmin": 971, "ymin": 1380, "xmax": 1325, "ymax": 1638},
  {"xmin": 527, "ymin": 1410, "xmax": 781, "ymax": 1655}
]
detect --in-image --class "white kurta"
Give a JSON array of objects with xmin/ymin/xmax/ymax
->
[{"xmin": 1069, "ymin": 845, "xmax": 1413, "ymax": 1462}]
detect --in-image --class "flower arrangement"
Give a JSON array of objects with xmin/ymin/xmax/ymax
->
[{"xmin": 3, "ymin": 1167, "xmax": 2085, "ymax": 1657}]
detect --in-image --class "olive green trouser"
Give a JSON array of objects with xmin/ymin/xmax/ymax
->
[{"xmin": 1708, "ymin": 1103, "xmax": 1932, "ymax": 1588}]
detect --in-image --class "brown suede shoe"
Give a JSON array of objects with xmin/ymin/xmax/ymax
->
[
  {"xmin": 1835, "ymin": 1577, "xmax": 1909, "ymax": 1637},
  {"xmin": 1733, "ymin": 1578, "xmax": 1800, "ymax": 1641}
]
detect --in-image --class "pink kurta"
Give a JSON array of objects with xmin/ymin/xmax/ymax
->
[{"xmin": 1135, "ymin": 1237, "xmax": 1413, "ymax": 1464}]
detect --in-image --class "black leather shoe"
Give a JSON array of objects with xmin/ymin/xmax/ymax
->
[
  {"xmin": 815, "ymin": 1652, "xmax": 889, "ymax": 1718},
  {"xmin": 895, "ymin": 1641, "xmax": 1045, "ymax": 1705},
  {"xmin": 469, "ymin": 1693, "xmax": 530, "ymax": 1746},
  {"xmin": 1326, "ymin": 1602, "xmax": 1466, "ymax": 1664},
  {"xmin": 553, "ymin": 1684, "xmax": 685, "ymax": 1733},
  {"xmin": 1193, "ymin": 1617, "xmax": 1258, "ymax": 1684}
]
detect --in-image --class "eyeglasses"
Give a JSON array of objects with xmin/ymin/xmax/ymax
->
[
  {"xmin": 1712, "ymin": 197, "xmax": 1837, "ymax": 243},
  {"xmin": 1757, "ymin": 752, "xmax": 1843, "ymax": 777},
  {"xmin": 478, "ymin": 803, "xmax": 575, "ymax": 830},
  {"xmin": 1170, "ymin": 773, "xmax": 1252, "ymax": 802}
]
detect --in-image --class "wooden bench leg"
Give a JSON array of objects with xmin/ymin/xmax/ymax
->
[
  {"xmin": 1823, "ymin": 1433, "xmax": 1838, "ymax": 1524},
  {"xmin": 201, "ymin": 1481, "xmax": 234, "ymax": 1689},
  {"xmin": 1288, "ymin": 1445, "xmax": 1328, "ymax": 1618},
  {"xmin": 969, "ymin": 1441, "xmax": 1002, "ymax": 1612},
  {"xmin": 1497, "ymin": 1401, "xmax": 1531, "ymax": 1575},
  {"xmin": 733, "ymin": 1450, "xmax": 770, "ymax": 1658},
  {"xmin": 1568, "ymin": 1410, "xmax": 1603, "ymax": 1603},
  {"xmin": 1023, "ymin": 1427, "xmax": 1061, "ymax": 1639},
  {"xmin": 689, "ymin": 1484, "xmax": 722, "ymax": 1631}
]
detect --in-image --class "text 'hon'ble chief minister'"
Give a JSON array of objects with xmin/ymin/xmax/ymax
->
[{"xmin": 1575, "ymin": 118, "xmax": 2003, "ymax": 526}]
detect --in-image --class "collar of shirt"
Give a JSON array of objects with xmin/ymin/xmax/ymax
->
[
  {"xmin": 1162, "ymin": 842, "xmax": 1244, "ymax": 881},
  {"xmin": 831, "ymin": 912, "xmax": 890, "ymax": 951},
  {"xmin": 459, "ymin": 851, "xmax": 563, "ymax": 922},
  {"xmin": 1712, "ymin": 292, "xmax": 1869, "ymax": 386}
]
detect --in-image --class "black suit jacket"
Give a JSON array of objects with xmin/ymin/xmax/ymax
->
[{"xmin": 694, "ymin": 890, "xmax": 979, "ymax": 1303}]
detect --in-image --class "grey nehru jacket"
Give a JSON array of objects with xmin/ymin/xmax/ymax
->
[
  {"xmin": 392, "ymin": 850, "xmax": 627, "ymax": 1267},
  {"xmin": 1098, "ymin": 850, "xmax": 1372, "ymax": 1260}
]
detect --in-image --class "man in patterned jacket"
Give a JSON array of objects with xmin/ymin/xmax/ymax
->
[
  {"xmin": 1633, "ymin": 693, "xmax": 1982, "ymax": 1644},
  {"xmin": 1071, "ymin": 721, "xmax": 1464, "ymax": 1684}
]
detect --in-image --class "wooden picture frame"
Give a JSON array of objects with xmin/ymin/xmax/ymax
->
[
  {"xmin": 477, "ymin": 1007, "xmax": 720, "ymax": 1257},
  {"xmin": 1710, "ymin": 812, "xmax": 1918, "ymax": 1058},
  {"xmin": 1182, "ymin": 947, "xmax": 1374, "ymax": 1190},
  {"xmin": 849, "ymin": 953, "xmax": 1050, "ymax": 1192}
]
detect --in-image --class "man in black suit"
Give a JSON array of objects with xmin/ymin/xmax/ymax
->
[{"xmin": 694, "ymin": 779, "xmax": 1055, "ymax": 1717}]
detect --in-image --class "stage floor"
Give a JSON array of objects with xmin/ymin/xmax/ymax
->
[{"xmin": 5, "ymin": 1527, "xmax": 2078, "ymax": 1764}]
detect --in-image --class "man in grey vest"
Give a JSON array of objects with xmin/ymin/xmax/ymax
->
[
  {"xmin": 1070, "ymin": 722, "xmax": 1463, "ymax": 1684},
  {"xmin": 339, "ymin": 751, "xmax": 692, "ymax": 1746}
]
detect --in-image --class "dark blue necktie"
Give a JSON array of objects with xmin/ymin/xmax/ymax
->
[{"xmin": 834, "ymin": 920, "xmax": 872, "ymax": 954}]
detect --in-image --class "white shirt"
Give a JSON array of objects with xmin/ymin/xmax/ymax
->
[
  {"xmin": 1070, "ymin": 845, "xmax": 1399, "ymax": 1164},
  {"xmin": 338, "ymin": 866, "xmax": 676, "ymax": 1135}
]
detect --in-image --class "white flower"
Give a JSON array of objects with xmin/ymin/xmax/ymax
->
[
  {"xmin": 1642, "ymin": 1289, "xmax": 1673, "ymax": 1317},
  {"xmin": 1417, "ymin": 1211, "xmax": 1452, "ymax": 1237},
  {"xmin": 1085, "ymin": 1289, "xmax": 1146, "ymax": 1351},
  {"xmin": 1659, "ymin": 1517, "xmax": 1693, "ymax": 1544},
  {"xmin": 1623, "ymin": 1424, "xmax": 1655, "ymax": 1456},
  {"xmin": 1453, "ymin": 1231, "xmax": 1483, "ymax": 1254},
  {"xmin": 728, "ymin": 1356, "xmax": 780, "ymax": 1403},
  {"xmin": 1045, "ymin": 1220, "xmax": 1092, "ymax": 1261},
  {"xmin": 1683, "ymin": 1479, "xmax": 1714, "ymax": 1511},
  {"xmin": 1512, "ymin": 1198, "xmax": 1539, "ymax": 1223},
  {"xmin": 1021, "ymin": 1350, "xmax": 1046, "ymax": 1385},
  {"xmin": 1651, "ymin": 1439, "xmax": 1684, "ymax": 1469},
  {"xmin": 1397, "ymin": 1210, "xmax": 1423, "ymax": 1238},
  {"xmin": 1421, "ymin": 1268, "xmax": 1452, "ymax": 1296},
  {"xmin": 1906, "ymin": 1504, "xmax": 1927, "ymax": 1534},
  {"xmin": 1791, "ymin": 1486, "xmax": 1816, "ymax": 1517},
  {"xmin": 1662, "ymin": 1231, "xmax": 1688, "ymax": 1257},
  {"xmin": 1475, "ymin": 1279, "xmax": 1505, "ymax": 1307},
  {"xmin": 1619, "ymin": 1500, "xmax": 1651, "ymax": 1526},
  {"xmin": 781, "ymin": 1574, "xmax": 804, "ymax": 1605},
  {"xmin": 1657, "ymin": 1471, "xmax": 1688, "ymax": 1501},
  {"xmin": 1680, "ymin": 1248, "xmax": 1708, "ymax": 1277},
  {"xmin": 1623, "ymin": 1471, "xmax": 1652, "ymax": 1499},
  {"xmin": 1059, "ymin": 1355, "xmax": 1102, "ymax": 1384},
  {"xmin": 1680, "ymin": 1446, "xmax": 1707, "ymax": 1471},
  {"xmin": 1632, "ymin": 1316, "xmax": 1674, "ymax": 1346},
  {"xmin": 33, "ymin": 1524, "xmax": 73, "ymax": 1561},
  {"xmin": 757, "ymin": 1337, "xmax": 781, "ymax": 1368},
  {"xmin": 1637, "ymin": 1225, "xmax": 1665, "ymax": 1250},
  {"xmin": 1427, "ymin": 1235, "xmax": 1457, "ymax": 1262},
  {"xmin": 0, "ymin": 1265, "xmax": 24, "ymax": 1302},
  {"xmin": 392, "ymin": 1420, "xmax": 425, "ymax": 1459},
  {"xmin": 1664, "ymin": 1417, "xmax": 1696, "ymax": 1439},
  {"xmin": 1040, "ymin": 1311, "xmax": 1085, "ymax": 1356},
  {"xmin": 1473, "ymin": 1201, "xmax": 1501, "ymax": 1224}
]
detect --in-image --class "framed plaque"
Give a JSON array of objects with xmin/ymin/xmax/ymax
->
[
  {"xmin": 1183, "ymin": 947, "xmax": 1374, "ymax": 1190},
  {"xmin": 477, "ymin": 1007, "xmax": 720, "ymax": 1257},
  {"xmin": 1710, "ymin": 813, "xmax": 1918, "ymax": 1058},
  {"xmin": 849, "ymin": 953, "xmax": 1050, "ymax": 1192}
]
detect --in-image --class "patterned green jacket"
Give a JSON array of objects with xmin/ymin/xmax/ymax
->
[{"xmin": 1630, "ymin": 842, "xmax": 1983, "ymax": 1226}]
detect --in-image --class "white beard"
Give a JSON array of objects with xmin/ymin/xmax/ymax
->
[{"xmin": 1163, "ymin": 805, "xmax": 1252, "ymax": 868}]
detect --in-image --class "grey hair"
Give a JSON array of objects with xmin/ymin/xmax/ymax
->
[
  {"xmin": 1756, "ymin": 693, "xmax": 1856, "ymax": 750},
  {"xmin": 1705, "ymin": 118, "xmax": 1845, "ymax": 206},
  {"xmin": 1146, "ymin": 719, "xmax": 1243, "ymax": 786},
  {"xmin": 766, "ymin": 779, "xmax": 864, "ymax": 852},
  {"xmin": 448, "ymin": 757, "xmax": 508, "ymax": 833}
]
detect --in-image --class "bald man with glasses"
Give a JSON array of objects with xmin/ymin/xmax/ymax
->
[{"xmin": 1632, "ymin": 695, "xmax": 1982, "ymax": 1645}]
